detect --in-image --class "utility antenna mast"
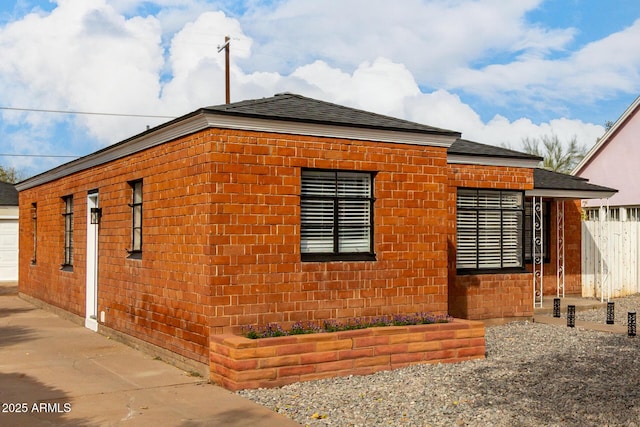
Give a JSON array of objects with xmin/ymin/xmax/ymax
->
[{"xmin": 217, "ymin": 36, "xmax": 231, "ymax": 104}]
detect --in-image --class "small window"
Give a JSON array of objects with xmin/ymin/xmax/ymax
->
[
  {"xmin": 300, "ymin": 169, "xmax": 375, "ymax": 261},
  {"xmin": 128, "ymin": 180, "xmax": 143, "ymax": 257},
  {"xmin": 31, "ymin": 203, "xmax": 37, "ymax": 265},
  {"xmin": 456, "ymin": 189, "xmax": 524, "ymax": 272},
  {"xmin": 62, "ymin": 196, "xmax": 73, "ymax": 268}
]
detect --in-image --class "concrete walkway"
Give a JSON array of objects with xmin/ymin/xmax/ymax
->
[
  {"xmin": 0, "ymin": 284, "xmax": 301, "ymax": 426},
  {"xmin": 533, "ymin": 295, "xmax": 629, "ymax": 334}
]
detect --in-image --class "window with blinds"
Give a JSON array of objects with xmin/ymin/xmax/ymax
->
[
  {"xmin": 301, "ymin": 169, "xmax": 375, "ymax": 261},
  {"xmin": 456, "ymin": 189, "xmax": 524, "ymax": 272}
]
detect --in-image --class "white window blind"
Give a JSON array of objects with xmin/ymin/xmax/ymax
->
[
  {"xmin": 301, "ymin": 170, "xmax": 373, "ymax": 256},
  {"xmin": 456, "ymin": 189, "xmax": 524, "ymax": 271}
]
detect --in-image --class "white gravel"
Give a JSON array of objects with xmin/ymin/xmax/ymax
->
[{"xmin": 238, "ymin": 295, "xmax": 640, "ymax": 427}]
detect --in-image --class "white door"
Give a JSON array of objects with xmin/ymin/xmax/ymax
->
[
  {"xmin": 0, "ymin": 219, "xmax": 18, "ymax": 281},
  {"xmin": 85, "ymin": 193, "xmax": 99, "ymax": 331}
]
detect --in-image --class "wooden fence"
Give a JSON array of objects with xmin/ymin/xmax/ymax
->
[{"xmin": 582, "ymin": 219, "xmax": 640, "ymax": 298}]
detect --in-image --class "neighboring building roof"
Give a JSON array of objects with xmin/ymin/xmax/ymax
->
[
  {"xmin": 203, "ymin": 93, "xmax": 459, "ymax": 136},
  {"xmin": 528, "ymin": 168, "xmax": 617, "ymax": 199},
  {"xmin": 447, "ymin": 138, "xmax": 542, "ymax": 168},
  {"xmin": 0, "ymin": 181, "xmax": 18, "ymax": 206},
  {"xmin": 17, "ymin": 93, "xmax": 461, "ymax": 191},
  {"xmin": 573, "ymin": 95, "xmax": 640, "ymax": 175}
]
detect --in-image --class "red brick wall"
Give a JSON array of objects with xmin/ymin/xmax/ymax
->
[
  {"xmin": 210, "ymin": 319, "xmax": 485, "ymax": 390},
  {"xmin": 449, "ymin": 273, "xmax": 533, "ymax": 319},
  {"xmin": 20, "ymin": 132, "xmax": 214, "ymax": 363},
  {"xmin": 210, "ymin": 130, "xmax": 450, "ymax": 333},
  {"xmin": 19, "ymin": 127, "xmax": 451, "ymax": 364},
  {"xmin": 447, "ymin": 164, "xmax": 535, "ymax": 319}
]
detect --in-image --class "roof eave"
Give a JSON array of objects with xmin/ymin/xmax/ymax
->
[
  {"xmin": 17, "ymin": 111, "xmax": 460, "ymax": 191},
  {"xmin": 447, "ymin": 154, "xmax": 541, "ymax": 168},
  {"xmin": 526, "ymin": 188, "xmax": 618, "ymax": 199}
]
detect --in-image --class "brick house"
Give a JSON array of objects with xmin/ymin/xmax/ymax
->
[
  {"xmin": 16, "ymin": 93, "xmax": 614, "ymax": 374},
  {"xmin": 447, "ymin": 140, "xmax": 615, "ymax": 317}
]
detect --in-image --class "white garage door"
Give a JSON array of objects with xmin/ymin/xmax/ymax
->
[{"xmin": 0, "ymin": 219, "xmax": 18, "ymax": 281}]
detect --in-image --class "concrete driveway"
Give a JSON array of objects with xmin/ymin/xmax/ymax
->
[{"xmin": 0, "ymin": 283, "xmax": 301, "ymax": 426}]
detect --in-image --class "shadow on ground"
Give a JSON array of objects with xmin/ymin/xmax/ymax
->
[{"xmin": 0, "ymin": 373, "xmax": 92, "ymax": 426}]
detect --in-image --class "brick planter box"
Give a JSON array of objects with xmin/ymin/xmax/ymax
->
[{"xmin": 210, "ymin": 318, "xmax": 485, "ymax": 390}]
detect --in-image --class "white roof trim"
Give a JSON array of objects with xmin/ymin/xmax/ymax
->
[
  {"xmin": 203, "ymin": 113, "xmax": 458, "ymax": 148},
  {"xmin": 573, "ymin": 95, "xmax": 640, "ymax": 175},
  {"xmin": 447, "ymin": 154, "xmax": 541, "ymax": 168},
  {"xmin": 526, "ymin": 189, "xmax": 617, "ymax": 199},
  {"xmin": 17, "ymin": 112, "xmax": 458, "ymax": 191}
]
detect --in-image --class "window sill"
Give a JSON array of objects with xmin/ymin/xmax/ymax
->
[
  {"xmin": 60, "ymin": 264, "xmax": 74, "ymax": 272},
  {"xmin": 302, "ymin": 253, "xmax": 376, "ymax": 262},
  {"xmin": 127, "ymin": 251, "xmax": 142, "ymax": 260}
]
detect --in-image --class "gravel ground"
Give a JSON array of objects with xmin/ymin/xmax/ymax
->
[{"xmin": 238, "ymin": 295, "xmax": 640, "ymax": 427}]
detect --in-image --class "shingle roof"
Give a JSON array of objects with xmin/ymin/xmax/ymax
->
[
  {"xmin": 448, "ymin": 139, "xmax": 616, "ymax": 196},
  {"xmin": 448, "ymin": 138, "xmax": 542, "ymax": 161},
  {"xmin": 0, "ymin": 181, "xmax": 18, "ymax": 206},
  {"xmin": 533, "ymin": 168, "xmax": 617, "ymax": 193},
  {"xmin": 203, "ymin": 93, "xmax": 460, "ymax": 136}
]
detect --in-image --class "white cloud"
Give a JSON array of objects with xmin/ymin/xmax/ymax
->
[
  {"xmin": 0, "ymin": 0, "xmax": 629, "ymax": 176},
  {"xmin": 446, "ymin": 18, "xmax": 640, "ymax": 108}
]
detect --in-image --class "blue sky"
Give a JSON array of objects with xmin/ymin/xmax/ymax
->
[{"xmin": 1, "ymin": 0, "xmax": 639, "ymax": 178}]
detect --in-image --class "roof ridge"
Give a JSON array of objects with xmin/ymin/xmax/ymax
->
[{"xmin": 203, "ymin": 92, "xmax": 460, "ymax": 135}]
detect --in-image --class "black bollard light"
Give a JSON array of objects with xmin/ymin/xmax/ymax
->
[
  {"xmin": 553, "ymin": 298, "xmax": 561, "ymax": 318},
  {"xmin": 606, "ymin": 302, "xmax": 615, "ymax": 325},
  {"xmin": 567, "ymin": 305, "xmax": 576, "ymax": 328},
  {"xmin": 628, "ymin": 312, "xmax": 636, "ymax": 337}
]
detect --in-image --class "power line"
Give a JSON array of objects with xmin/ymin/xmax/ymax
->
[
  {"xmin": 0, "ymin": 153, "xmax": 80, "ymax": 158},
  {"xmin": 0, "ymin": 106, "xmax": 177, "ymax": 119}
]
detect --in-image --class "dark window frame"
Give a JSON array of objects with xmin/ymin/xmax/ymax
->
[
  {"xmin": 31, "ymin": 202, "xmax": 37, "ymax": 265},
  {"xmin": 128, "ymin": 180, "xmax": 143, "ymax": 259},
  {"xmin": 456, "ymin": 188, "xmax": 526, "ymax": 274},
  {"xmin": 300, "ymin": 169, "xmax": 376, "ymax": 262},
  {"xmin": 61, "ymin": 195, "xmax": 73, "ymax": 270}
]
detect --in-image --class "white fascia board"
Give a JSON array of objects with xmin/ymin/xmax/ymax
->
[
  {"xmin": 525, "ymin": 189, "xmax": 617, "ymax": 199},
  {"xmin": 203, "ymin": 114, "xmax": 458, "ymax": 147},
  {"xmin": 17, "ymin": 112, "xmax": 458, "ymax": 191},
  {"xmin": 447, "ymin": 154, "xmax": 541, "ymax": 169}
]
